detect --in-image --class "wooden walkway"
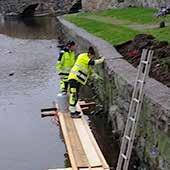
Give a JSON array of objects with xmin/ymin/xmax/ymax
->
[{"xmin": 49, "ymin": 102, "xmax": 109, "ymax": 170}]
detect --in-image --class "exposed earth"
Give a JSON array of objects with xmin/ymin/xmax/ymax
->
[{"xmin": 116, "ymin": 34, "xmax": 170, "ymax": 87}]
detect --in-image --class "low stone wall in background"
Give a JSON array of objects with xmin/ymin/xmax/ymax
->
[
  {"xmin": 135, "ymin": 0, "xmax": 170, "ymax": 8},
  {"xmin": 1, "ymin": 0, "xmax": 169, "ymax": 16},
  {"xmin": 57, "ymin": 16, "xmax": 170, "ymax": 170},
  {"xmin": 82, "ymin": 0, "xmax": 170, "ymax": 11},
  {"xmin": 82, "ymin": 0, "xmax": 114, "ymax": 11}
]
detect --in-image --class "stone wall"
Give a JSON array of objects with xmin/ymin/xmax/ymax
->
[
  {"xmin": 0, "ymin": 0, "xmax": 80, "ymax": 16},
  {"xmin": 1, "ymin": 0, "xmax": 169, "ymax": 16},
  {"xmin": 1, "ymin": 0, "xmax": 169, "ymax": 15},
  {"xmin": 82, "ymin": 0, "xmax": 170, "ymax": 11},
  {"xmin": 134, "ymin": 0, "xmax": 170, "ymax": 8},
  {"xmin": 82, "ymin": 0, "xmax": 115, "ymax": 11},
  {"xmin": 57, "ymin": 17, "xmax": 170, "ymax": 170}
]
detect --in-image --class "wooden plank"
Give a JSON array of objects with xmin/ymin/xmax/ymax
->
[
  {"xmin": 63, "ymin": 113, "xmax": 89, "ymax": 168},
  {"xmin": 79, "ymin": 168, "xmax": 108, "ymax": 170},
  {"xmin": 77, "ymin": 103, "xmax": 110, "ymax": 170},
  {"xmin": 82, "ymin": 118, "xmax": 109, "ymax": 169},
  {"xmin": 58, "ymin": 112, "xmax": 78, "ymax": 170},
  {"xmin": 74, "ymin": 118, "xmax": 102, "ymax": 167},
  {"xmin": 56, "ymin": 102, "xmax": 109, "ymax": 170},
  {"xmin": 48, "ymin": 168, "xmax": 72, "ymax": 170},
  {"xmin": 79, "ymin": 101, "xmax": 96, "ymax": 107}
]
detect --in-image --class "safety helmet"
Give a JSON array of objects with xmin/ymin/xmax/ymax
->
[
  {"xmin": 66, "ymin": 40, "xmax": 75, "ymax": 47},
  {"xmin": 88, "ymin": 46, "xmax": 95, "ymax": 55}
]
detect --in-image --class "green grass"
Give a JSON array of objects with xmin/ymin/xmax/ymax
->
[
  {"xmin": 64, "ymin": 7, "xmax": 170, "ymax": 44},
  {"xmin": 65, "ymin": 16, "xmax": 139, "ymax": 44},
  {"xmin": 77, "ymin": 8, "xmax": 169, "ymax": 24},
  {"xmin": 91, "ymin": 8, "xmax": 159, "ymax": 24},
  {"xmin": 147, "ymin": 27, "xmax": 170, "ymax": 41}
]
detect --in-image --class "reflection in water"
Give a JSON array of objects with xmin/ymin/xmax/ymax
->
[
  {"xmin": 0, "ymin": 16, "xmax": 58, "ymax": 39},
  {"xmin": 0, "ymin": 17, "xmax": 67, "ymax": 170}
]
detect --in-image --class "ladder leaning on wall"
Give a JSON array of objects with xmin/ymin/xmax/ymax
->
[{"xmin": 116, "ymin": 49, "xmax": 154, "ymax": 170}]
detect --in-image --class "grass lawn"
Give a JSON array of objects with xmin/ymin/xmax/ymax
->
[
  {"xmin": 64, "ymin": 7, "xmax": 170, "ymax": 45},
  {"xmin": 88, "ymin": 8, "xmax": 158, "ymax": 24},
  {"xmin": 65, "ymin": 17, "xmax": 139, "ymax": 44},
  {"xmin": 147, "ymin": 27, "xmax": 170, "ymax": 41}
]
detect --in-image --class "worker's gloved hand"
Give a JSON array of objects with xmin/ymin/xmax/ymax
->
[
  {"xmin": 92, "ymin": 73, "xmax": 103, "ymax": 81},
  {"xmin": 95, "ymin": 57, "xmax": 105, "ymax": 65}
]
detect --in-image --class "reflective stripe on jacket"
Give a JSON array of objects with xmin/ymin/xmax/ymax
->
[{"xmin": 68, "ymin": 53, "xmax": 93, "ymax": 85}]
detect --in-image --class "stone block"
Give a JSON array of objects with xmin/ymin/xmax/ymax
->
[{"xmin": 58, "ymin": 17, "xmax": 170, "ymax": 170}]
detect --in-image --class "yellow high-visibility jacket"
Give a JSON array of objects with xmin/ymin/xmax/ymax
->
[
  {"xmin": 68, "ymin": 53, "xmax": 93, "ymax": 85},
  {"xmin": 56, "ymin": 49, "xmax": 75, "ymax": 77}
]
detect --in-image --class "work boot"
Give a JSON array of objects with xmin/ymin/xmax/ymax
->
[
  {"xmin": 61, "ymin": 91, "xmax": 67, "ymax": 95},
  {"xmin": 71, "ymin": 111, "xmax": 81, "ymax": 118}
]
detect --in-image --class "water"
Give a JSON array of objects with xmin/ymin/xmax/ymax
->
[
  {"xmin": 0, "ymin": 16, "xmax": 66, "ymax": 170},
  {"xmin": 0, "ymin": 16, "xmax": 58, "ymax": 40},
  {"xmin": 0, "ymin": 15, "xmax": 120, "ymax": 170},
  {"xmin": 89, "ymin": 115, "xmax": 119, "ymax": 168}
]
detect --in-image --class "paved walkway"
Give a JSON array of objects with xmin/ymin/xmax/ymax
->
[{"xmin": 77, "ymin": 15, "xmax": 170, "ymax": 31}]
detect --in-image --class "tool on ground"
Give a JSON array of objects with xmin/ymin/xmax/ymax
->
[{"xmin": 116, "ymin": 49, "xmax": 153, "ymax": 170}]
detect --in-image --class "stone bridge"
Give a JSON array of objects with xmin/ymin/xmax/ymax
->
[
  {"xmin": 0, "ymin": 0, "xmax": 82, "ymax": 16},
  {"xmin": 1, "ymin": 0, "xmax": 169, "ymax": 17}
]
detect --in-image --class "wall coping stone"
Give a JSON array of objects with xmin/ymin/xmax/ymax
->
[{"xmin": 58, "ymin": 16, "xmax": 170, "ymax": 114}]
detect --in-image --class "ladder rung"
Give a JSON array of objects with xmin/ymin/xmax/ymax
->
[
  {"xmin": 121, "ymin": 153, "xmax": 127, "ymax": 160},
  {"xmin": 129, "ymin": 117, "xmax": 135, "ymax": 122},
  {"xmin": 133, "ymin": 98, "xmax": 140, "ymax": 103},
  {"xmin": 141, "ymin": 61, "xmax": 148, "ymax": 65},
  {"xmin": 116, "ymin": 49, "xmax": 153, "ymax": 170},
  {"xmin": 125, "ymin": 135, "xmax": 131, "ymax": 141},
  {"xmin": 137, "ymin": 79, "xmax": 144, "ymax": 84}
]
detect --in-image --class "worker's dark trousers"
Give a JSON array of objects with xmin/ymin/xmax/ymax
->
[{"xmin": 68, "ymin": 79, "xmax": 81, "ymax": 113}]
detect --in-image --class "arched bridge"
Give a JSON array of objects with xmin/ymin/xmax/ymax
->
[{"xmin": 0, "ymin": 0, "xmax": 82, "ymax": 17}]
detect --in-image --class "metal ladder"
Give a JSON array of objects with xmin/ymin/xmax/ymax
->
[{"xmin": 116, "ymin": 49, "xmax": 154, "ymax": 170}]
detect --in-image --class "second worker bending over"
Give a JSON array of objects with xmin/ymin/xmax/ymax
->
[{"xmin": 68, "ymin": 46, "xmax": 104, "ymax": 118}]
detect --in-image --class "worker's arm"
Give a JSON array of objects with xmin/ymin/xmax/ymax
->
[
  {"xmin": 90, "ymin": 70, "xmax": 103, "ymax": 81},
  {"xmin": 58, "ymin": 50, "xmax": 64, "ymax": 61},
  {"xmin": 56, "ymin": 50, "xmax": 64, "ymax": 73},
  {"xmin": 88, "ymin": 65, "xmax": 103, "ymax": 81},
  {"xmin": 88, "ymin": 57, "xmax": 105, "ymax": 66}
]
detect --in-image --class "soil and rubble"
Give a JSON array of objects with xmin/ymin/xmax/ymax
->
[{"xmin": 116, "ymin": 34, "xmax": 170, "ymax": 87}]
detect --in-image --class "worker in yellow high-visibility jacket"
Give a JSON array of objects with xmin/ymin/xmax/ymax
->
[
  {"xmin": 68, "ymin": 46, "xmax": 104, "ymax": 118},
  {"xmin": 56, "ymin": 41, "xmax": 76, "ymax": 93}
]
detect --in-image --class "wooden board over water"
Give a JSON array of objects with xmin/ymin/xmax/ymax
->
[{"xmin": 55, "ymin": 102, "xmax": 110, "ymax": 170}]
